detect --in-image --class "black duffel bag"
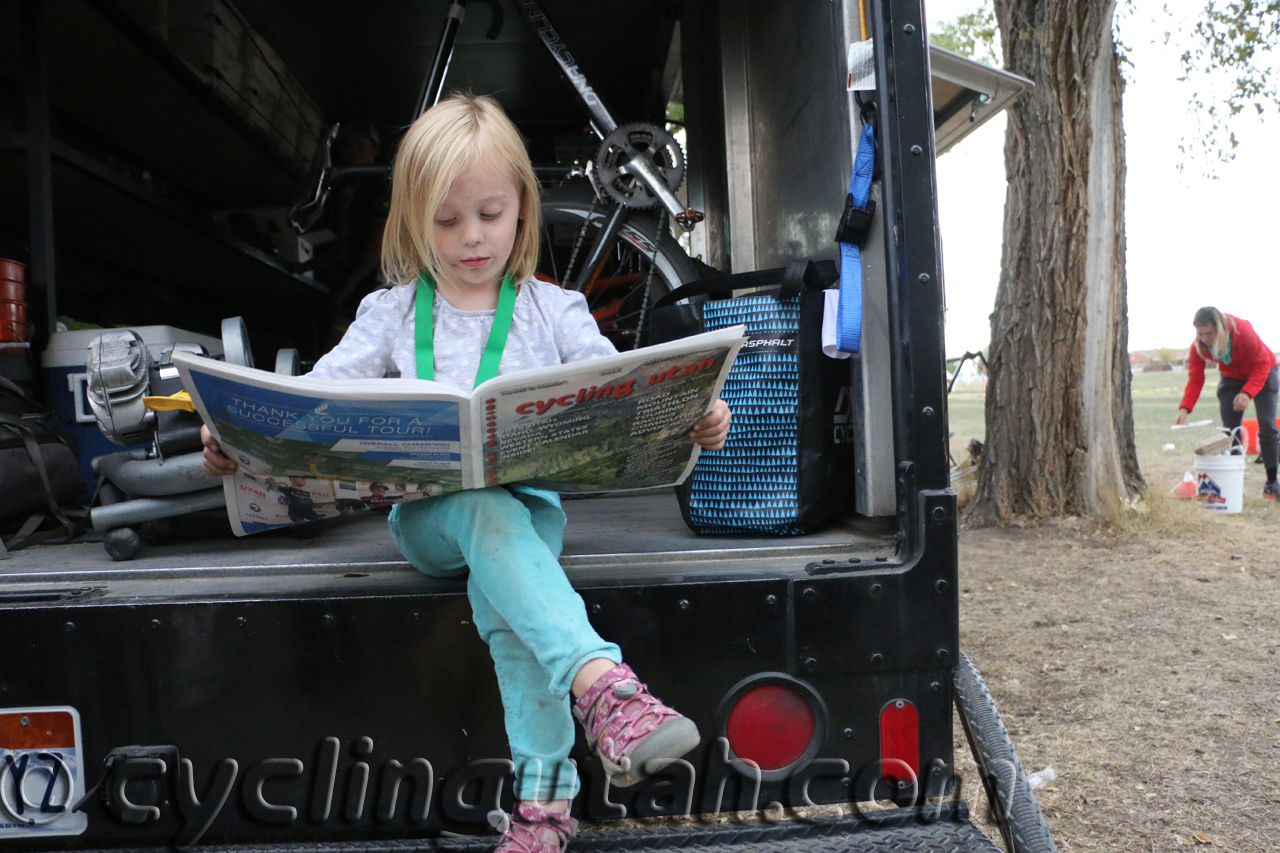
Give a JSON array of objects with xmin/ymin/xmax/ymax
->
[
  {"xmin": 1, "ymin": 377, "xmax": 86, "ymax": 551},
  {"xmin": 650, "ymin": 260, "xmax": 854, "ymax": 535}
]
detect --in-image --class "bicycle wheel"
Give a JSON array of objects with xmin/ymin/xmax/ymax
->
[
  {"xmin": 954, "ymin": 653, "xmax": 1058, "ymax": 853},
  {"xmin": 539, "ymin": 188, "xmax": 700, "ymax": 348}
]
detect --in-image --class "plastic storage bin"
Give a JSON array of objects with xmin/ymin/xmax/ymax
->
[{"xmin": 41, "ymin": 325, "xmax": 223, "ymax": 496}]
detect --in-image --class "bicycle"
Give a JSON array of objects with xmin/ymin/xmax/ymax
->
[{"xmin": 288, "ymin": 0, "xmax": 704, "ymax": 348}]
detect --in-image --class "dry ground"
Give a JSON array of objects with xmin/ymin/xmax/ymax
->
[
  {"xmin": 948, "ymin": 370, "xmax": 1280, "ymax": 851},
  {"xmin": 953, "ymin": 501, "xmax": 1280, "ymax": 851}
]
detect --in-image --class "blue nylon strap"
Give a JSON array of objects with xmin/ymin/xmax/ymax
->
[{"xmin": 836, "ymin": 120, "xmax": 877, "ymax": 354}]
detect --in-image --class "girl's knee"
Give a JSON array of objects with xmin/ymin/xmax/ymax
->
[{"xmin": 450, "ymin": 487, "xmax": 521, "ymax": 516}]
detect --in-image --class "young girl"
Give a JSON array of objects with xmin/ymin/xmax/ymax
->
[{"xmin": 202, "ymin": 94, "xmax": 731, "ymax": 851}]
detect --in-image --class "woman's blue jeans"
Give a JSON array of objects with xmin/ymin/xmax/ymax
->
[{"xmin": 388, "ymin": 486, "xmax": 622, "ymax": 802}]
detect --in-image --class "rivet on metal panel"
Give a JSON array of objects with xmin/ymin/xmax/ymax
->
[
  {"xmin": 411, "ymin": 611, "xmax": 422, "ymax": 622},
  {"xmin": 922, "ymin": 406, "xmax": 935, "ymax": 418},
  {"xmin": 895, "ymin": 699, "xmax": 905, "ymax": 709},
  {"xmin": 841, "ymin": 776, "xmax": 851, "ymax": 786},
  {"xmin": 869, "ymin": 583, "xmax": 883, "ymax": 598},
  {"xmin": 678, "ymin": 599, "xmax": 690, "ymax": 610},
  {"xmin": 935, "ymin": 579, "xmax": 948, "ymax": 592},
  {"xmin": 236, "ymin": 616, "xmax": 247, "ymax": 628},
  {"xmin": 802, "ymin": 587, "xmax": 817, "ymax": 601},
  {"xmin": 931, "ymin": 681, "xmax": 941, "ymax": 691},
  {"xmin": 871, "ymin": 653, "xmax": 884, "ymax": 667},
  {"xmin": 63, "ymin": 622, "xmax": 75, "ymax": 632},
  {"xmin": 843, "ymin": 727, "xmax": 854, "ymax": 738},
  {"xmin": 590, "ymin": 603, "xmax": 601, "ymax": 614},
  {"xmin": 804, "ymin": 657, "xmax": 818, "ymax": 672},
  {"xmin": 323, "ymin": 614, "xmax": 336, "ymax": 626},
  {"xmin": 765, "ymin": 594, "xmax": 778, "ymax": 605},
  {"xmin": 19, "ymin": 716, "xmax": 29, "ymax": 726},
  {"xmin": 911, "ymin": 145, "xmax": 923, "ymax": 156},
  {"xmin": 932, "ymin": 506, "xmax": 946, "ymax": 520},
  {"xmin": 150, "ymin": 619, "xmax": 162, "ymax": 631},
  {"xmin": 918, "ymin": 273, "xmax": 931, "ymax": 284},
  {"xmin": 937, "ymin": 648, "xmax": 951, "ymax": 662},
  {"xmin": 903, "ymin": 23, "xmax": 915, "ymax": 34}
]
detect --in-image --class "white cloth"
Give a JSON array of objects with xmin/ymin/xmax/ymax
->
[
  {"xmin": 308, "ymin": 278, "xmax": 618, "ymax": 390},
  {"xmin": 822, "ymin": 289, "xmax": 854, "ymax": 359}
]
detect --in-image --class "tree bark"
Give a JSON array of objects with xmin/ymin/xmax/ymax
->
[{"xmin": 969, "ymin": 0, "xmax": 1144, "ymax": 522}]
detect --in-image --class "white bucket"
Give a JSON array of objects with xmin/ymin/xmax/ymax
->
[{"xmin": 1194, "ymin": 453, "xmax": 1246, "ymax": 513}]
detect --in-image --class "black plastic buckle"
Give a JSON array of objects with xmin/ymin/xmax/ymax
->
[{"xmin": 835, "ymin": 195, "xmax": 876, "ymax": 247}]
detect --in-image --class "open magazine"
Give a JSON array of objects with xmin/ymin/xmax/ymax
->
[{"xmin": 173, "ymin": 327, "xmax": 744, "ymax": 535}]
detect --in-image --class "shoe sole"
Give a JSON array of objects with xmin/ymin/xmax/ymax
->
[{"xmin": 603, "ymin": 717, "xmax": 701, "ymax": 788}]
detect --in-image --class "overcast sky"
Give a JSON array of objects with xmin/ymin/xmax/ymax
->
[{"xmin": 927, "ymin": 0, "xmax": 1280, "ymax": 358}]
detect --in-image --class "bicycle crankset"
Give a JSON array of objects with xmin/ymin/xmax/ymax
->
[{"xmin": 594, "ymin": 123, "xmax": 686, "ymax": 210}]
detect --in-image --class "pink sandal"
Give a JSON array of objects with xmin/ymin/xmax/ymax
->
[
  {"xmin": 572, "ymin": 663, "xmax": 700, "ymax": 787},
  {"xmin": 487, "ymin": 803, "xmax": 577, "ymax": 853}
]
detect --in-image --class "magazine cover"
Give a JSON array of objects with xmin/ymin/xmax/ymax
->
[{"xmin": 173, "ymin": 327, "xmax": 743, "ymax": 536}]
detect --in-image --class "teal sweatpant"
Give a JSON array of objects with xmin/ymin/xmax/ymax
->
[{"xmin": 388, "ymin": 486, "xmax": 622, "ymax": 801}]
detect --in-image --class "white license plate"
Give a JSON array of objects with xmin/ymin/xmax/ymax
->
[{"xmin": 0, "ymin": 707, "xmax": 88, "ymax": 837}]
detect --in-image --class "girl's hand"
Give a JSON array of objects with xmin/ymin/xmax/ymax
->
[
  {"xmin": 201, "ymin": 424, "xmax": 238, "ymax": 476},
  {"xmin": 1233, "ymin": 392, "xmax": 1251, "ymax": 412},
  {"xmin": 690, "ymin": 399, "xmax": 731, "ymax": 451},
  {"xmin": 1175, "ymin": 408, "xmax": 1189, "ymax": 426}
]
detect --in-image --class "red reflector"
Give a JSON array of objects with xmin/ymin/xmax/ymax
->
[
  {"xmin": 725, "ymin": 684, "xmax": 815, "ymax": 770},
  {"xmin": 880, "ymin": 699, "xmax": 919, "ymax": 780}
]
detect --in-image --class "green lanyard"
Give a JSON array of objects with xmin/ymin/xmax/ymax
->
[{"xmin": 415, "ymin": 273, "xmax": 518, "ymax": 388}]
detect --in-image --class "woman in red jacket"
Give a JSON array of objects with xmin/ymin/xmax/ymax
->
[{"xmin": 1176, "ymin": 307, "xmax": 1280, "ymax": 498}]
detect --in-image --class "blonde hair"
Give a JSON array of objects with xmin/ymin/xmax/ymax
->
[
  {"xmin": 1192, "ymin": 306, "xmax": 1233, "ymax": 361},
  {"xmin": 381, "ymin": 94, "xmax": 541, "ymax": 288}
]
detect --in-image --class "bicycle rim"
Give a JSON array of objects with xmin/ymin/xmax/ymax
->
[{"xmin": 539, "ymin": 195, "xmax": 699, "ymax": 348}]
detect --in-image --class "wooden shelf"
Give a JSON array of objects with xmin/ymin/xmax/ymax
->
[
  {"xmin": 0, "ymin": 0, "xmax": 307, "ymax": 209},
  {"xmin": 0, "ymin": 142, "xmax": 326, "ymax": 302}
]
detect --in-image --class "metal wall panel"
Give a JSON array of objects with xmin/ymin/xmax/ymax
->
[
  {"xmin": 714, "ymin": 0, "xmax": 896, "ymax": 516},
  {"xmin": 733, "ymin": 0, "xmax": 851, "ymax": 271}
]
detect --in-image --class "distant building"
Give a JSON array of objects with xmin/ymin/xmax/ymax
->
[{"xmin": 1131, "ymin": 348, "xmax": 1187, "ymax": 368}]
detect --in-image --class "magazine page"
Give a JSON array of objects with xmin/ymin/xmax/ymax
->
[
  {"xmin": 474, "ymin": 326, "xmax": 745, "ymax": 493},
  {"xmin": 173, "ymin": 353, "xmax": 473, "ymax": 536}
]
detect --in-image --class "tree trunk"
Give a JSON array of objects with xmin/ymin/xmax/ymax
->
[{"xmin": 969, "ymin": 0, "xmax": 1144, "ymax": 522}]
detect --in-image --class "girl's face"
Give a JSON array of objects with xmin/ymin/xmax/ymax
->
[
  {"xmin": 1195, "ymin": 324, "xmax": 1217, "ymax": 348},
  {"xmin": 432, "ymin": 157, "xmax": 521, "ymax": 296}
]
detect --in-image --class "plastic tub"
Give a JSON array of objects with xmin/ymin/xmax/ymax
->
[{"xmin": 1194, "ymin": 453, "xmax": 1245, "ymax": 513}]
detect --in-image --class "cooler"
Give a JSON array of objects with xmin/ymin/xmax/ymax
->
[{"xmin": 41, "ymin": 326, "xmax": 223, "ymax": 496}]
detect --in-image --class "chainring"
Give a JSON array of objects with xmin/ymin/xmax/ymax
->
[{"xmin": 594, "ymin": 123, "xmax": 685, "ymax": 209}]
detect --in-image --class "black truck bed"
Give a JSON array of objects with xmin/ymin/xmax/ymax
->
[{"xmin": 0, "ymin": 492, "xmax": 897, "ymax": 597}]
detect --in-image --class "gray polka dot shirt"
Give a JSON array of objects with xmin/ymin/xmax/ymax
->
[{"xmin": 308, "ymin": 278, "xmax": 618, "ymax": 391}]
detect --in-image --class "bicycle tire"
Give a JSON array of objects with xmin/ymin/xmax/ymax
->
[
  {"xmin": 954, "ymin": 653, "xmax": 1059, "ymax": 853},
  {"xmin": 539, "ymin": 188, "xmax": 700, "ymax": 347}
]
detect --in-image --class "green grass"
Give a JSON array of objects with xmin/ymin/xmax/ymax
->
[{"xmin": 946, "ymin": 370, "xmax": 1273, "ymax": 500}]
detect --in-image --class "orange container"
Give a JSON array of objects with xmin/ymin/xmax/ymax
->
[
  {"xmin": 1240, "ymin": 418, "xmax": 1280, "ymax": 455},
  {"xmin": 1243, "ymin": 418, "xmax": 1259, "ymax": 454},
  {"xmin": 0, "ymin": 279, "xmax": 24, "ymax": 302}
]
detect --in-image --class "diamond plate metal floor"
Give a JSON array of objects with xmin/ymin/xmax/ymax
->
[{"xmin": 66, "ymin": 809, "xmax": 1000, "ymax": 853}]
